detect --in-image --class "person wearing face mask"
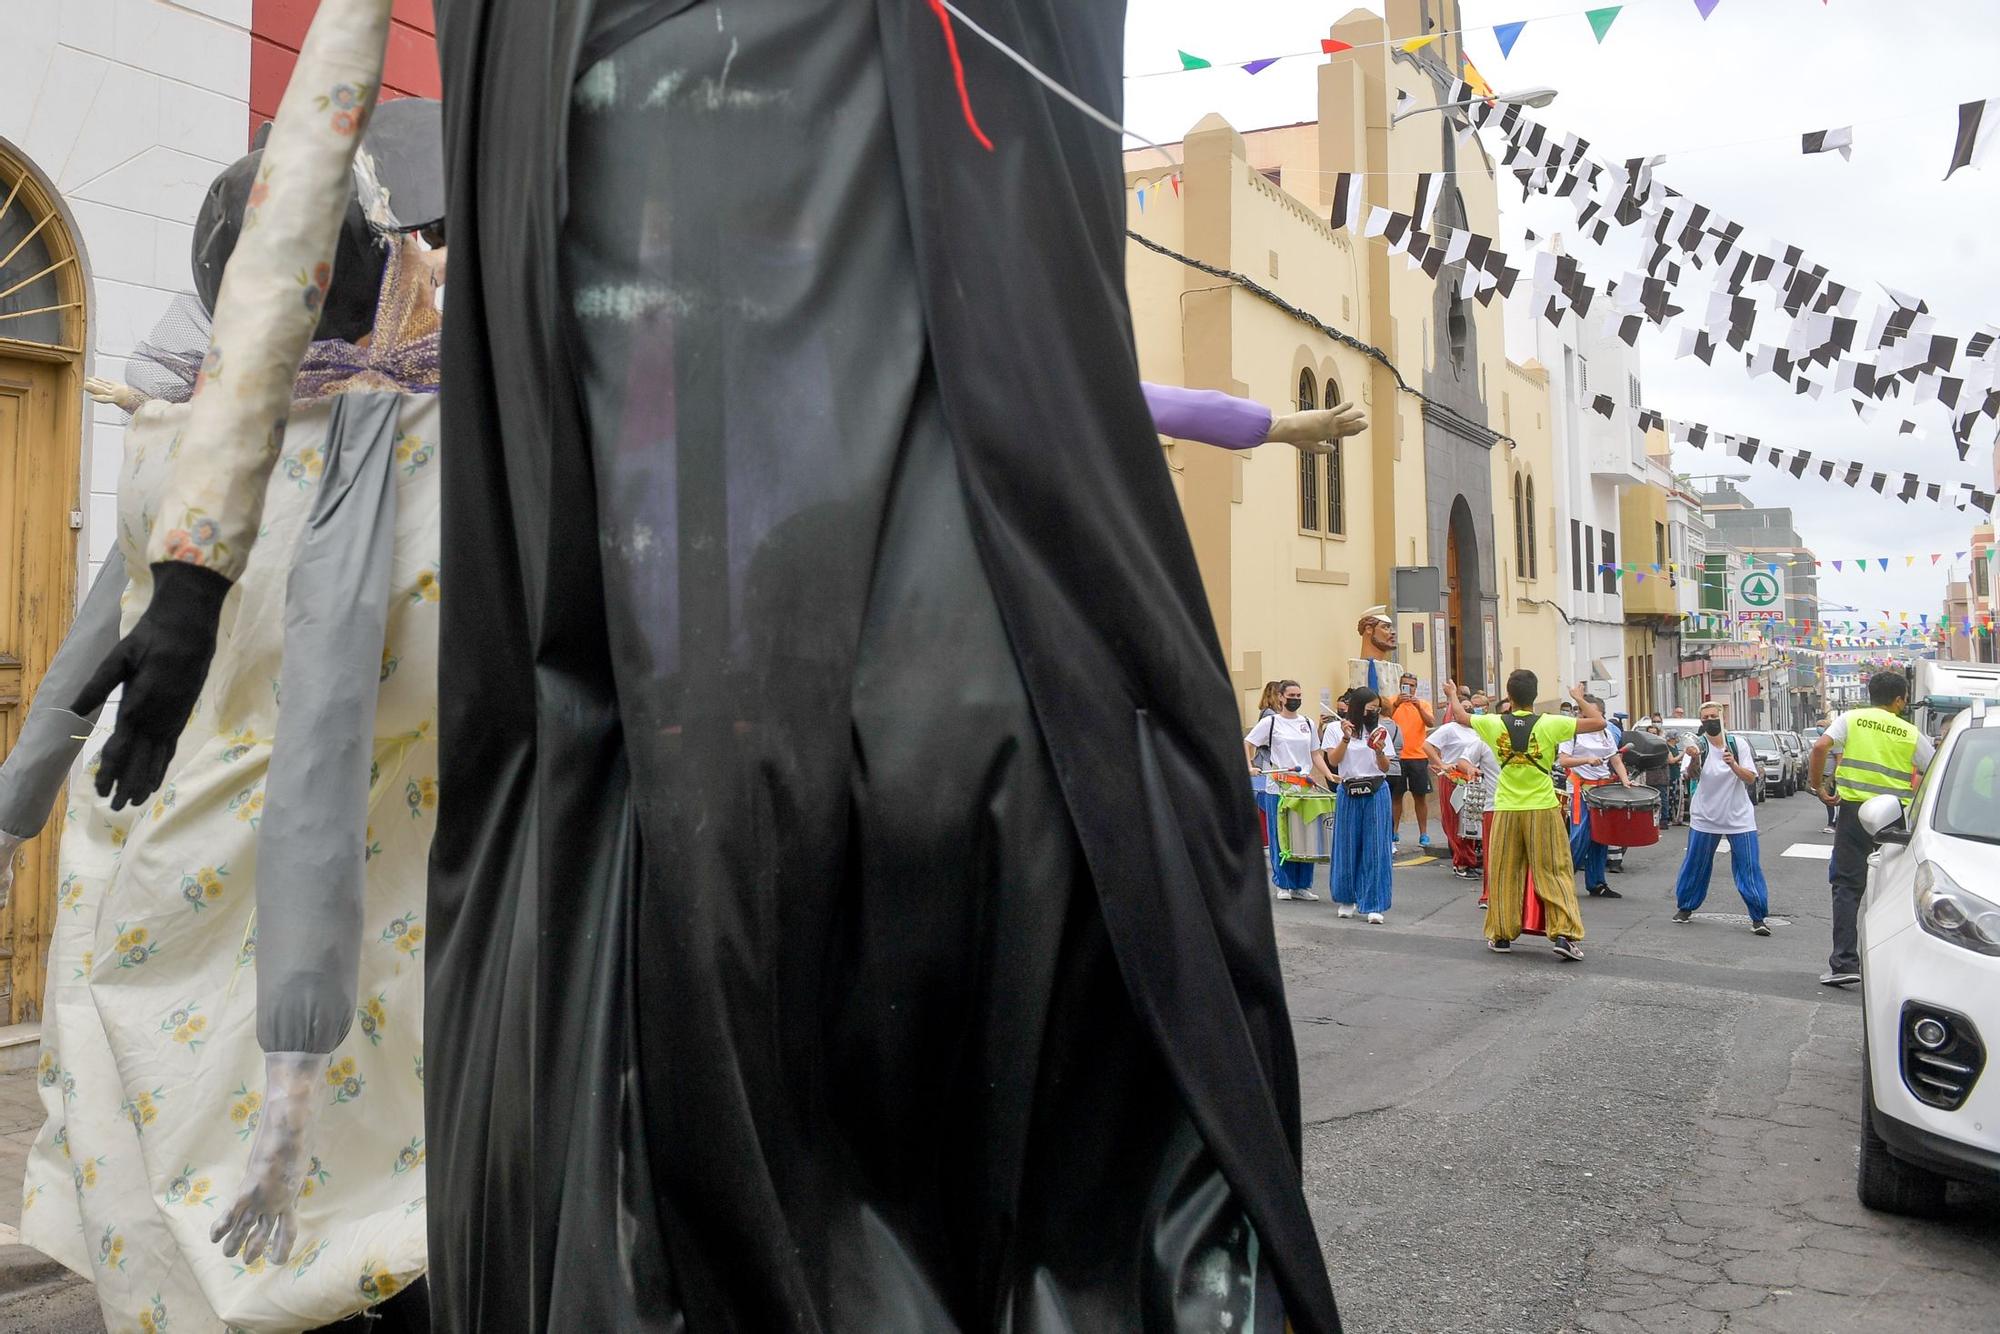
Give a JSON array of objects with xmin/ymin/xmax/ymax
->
[
  {"xmin": 1315, "ymin": 688, "xmax": 1395, "ymax": 922},
  {"xmin": 1246, "ymin": 681, "xmax": 1321, "ymax": 901},
  {"xmin": 1671, "ymin": 702, "xmax": 1771, "ymax": 934}
]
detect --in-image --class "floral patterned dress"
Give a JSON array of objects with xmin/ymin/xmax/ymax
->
[{"xmin": 21, "ymin": 383, "xmax": 439, "ymax": 1332}]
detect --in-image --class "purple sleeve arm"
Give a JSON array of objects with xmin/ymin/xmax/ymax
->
[{"xmin": 1141, "ymin": 383, "xmax": 1274, "ymax": 451}]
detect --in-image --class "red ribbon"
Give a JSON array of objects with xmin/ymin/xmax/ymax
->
[{"xmin": 926, "ymin": 0, "xmax": 995, "ymax": 152}]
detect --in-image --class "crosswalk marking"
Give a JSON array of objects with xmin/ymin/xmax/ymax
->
[{"xmin": 1781, "ymin": 843, "xmax": 1834, "ymax": 861}]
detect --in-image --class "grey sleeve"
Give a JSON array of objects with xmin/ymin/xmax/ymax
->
[
  {"xmin": 0, "ymin": 557, "xmax": 131, "ymax": 839},
  {"xmin": 256, "ymin": 394, "xmax": 401, "ymax": 1055}
]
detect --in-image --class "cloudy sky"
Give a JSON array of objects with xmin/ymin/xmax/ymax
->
[{"xmin": 1120, "ymin": 0, "xmax": 2000, "ymax": 630}]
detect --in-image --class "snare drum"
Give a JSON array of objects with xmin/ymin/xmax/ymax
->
[{"xmin": 1583, "ymin": 783, "xmax": 1661, "ymax": 847}]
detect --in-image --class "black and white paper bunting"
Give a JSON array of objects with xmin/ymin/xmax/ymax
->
[
  {"xmin": 1946, "ymin": 98, "xmax": 1998, "ymax": 180},
  {"xmin": 1801, "ymin": 126, "xmax": 1853, "ymax": 161}
]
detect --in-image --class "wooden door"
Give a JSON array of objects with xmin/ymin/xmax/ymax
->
[{"xmin": 0, "ymin": 347, "xmax": 75, "ymax": 1025}]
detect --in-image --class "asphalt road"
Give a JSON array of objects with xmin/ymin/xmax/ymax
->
[
  {"xmin": 1287, "ymin": 789, "xmax": 2000, "ymax": 1334},
  {"xmin": 6, "ymin": 791, "xmax": 1996, "ymax": 1332}
]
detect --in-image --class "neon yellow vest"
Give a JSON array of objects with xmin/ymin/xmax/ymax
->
[{"xmin": 1833, "ymin": 707, "xmax": 1920, "ymax": 804}]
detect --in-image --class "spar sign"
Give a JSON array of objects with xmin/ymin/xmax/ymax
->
[{"xmin": 1735, "ymin": 567, "xmax": 1786, "ymax": 622}]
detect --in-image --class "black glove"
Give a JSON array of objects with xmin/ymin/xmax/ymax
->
[{"xmin": 72, "ymin": 561, "xmax": 232, "ymax": 810}]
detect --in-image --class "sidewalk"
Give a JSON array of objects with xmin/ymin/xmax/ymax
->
[{"xmin": 0, "ymin": 1056, "xmax": 100, "ymax": 1331}]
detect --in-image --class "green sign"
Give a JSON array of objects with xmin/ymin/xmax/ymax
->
[{"xmin": 1740, "ymin": 571, "xmax": 1781, "ymax": 608}]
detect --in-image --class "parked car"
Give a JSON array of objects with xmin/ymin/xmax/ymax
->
[
  {"xmin": 1854, "ymin": 702, "xmax": 2000, "ymax": 1214},
  {"xmin": 1734, "ymin": 730, "xmax": 1782, "ymax": 803},
  {"xmin": 1774, "ymin": 732, "xmax": 1803, "ymax": 795}
]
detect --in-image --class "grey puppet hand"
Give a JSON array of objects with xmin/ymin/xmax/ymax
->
[
  {"xmin": 213, "ymin": 1052, "xmax": 324, "ymax": 1266},
  {"xmin": 1262, "ymin": 401, "xmax": 1368, "ymax": 453}
]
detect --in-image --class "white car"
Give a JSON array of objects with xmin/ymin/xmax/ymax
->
[{"xmin": 1855, "ymin": 703, "xmax": 2000, "ymax": 1213}]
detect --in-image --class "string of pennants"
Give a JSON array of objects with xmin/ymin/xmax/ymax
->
[
  {"xmin": 1157, "ymin": 0, "xmax": 1762, "ymax": 80},
  {"xmin": 1155, "ymin": 7, "xmax": 1998, "ymax": 186},
  {"xmin": 1316, "ymin": 173, "xmax": 2000, "ymax": 471},
  {"xmin": 1464, "ymin": 95, "xmax": 2000, "ymax": 456},
  {"xmin": 1595, "ymin": 549, "xmax": 2000, "ymax": 582},
  {"xmin": 1131, "ymin": 55, "xmax": 2000, "ymax": 453},
  {"xmin": 1126, "ymin": 149, "xmax": 1998, "ymax": 512},
  {"xmin": 1667, "ymin": 411, "xmax": 1995, "ymax": 514},
  {"xmin": 1685, "ymin": 609, "xmax": 2000, "ymax": 642}
]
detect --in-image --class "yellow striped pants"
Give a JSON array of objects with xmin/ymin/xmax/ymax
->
[{"xmin": 1485, "ymin": 805, "xmax": 1586, "ymax": 942}]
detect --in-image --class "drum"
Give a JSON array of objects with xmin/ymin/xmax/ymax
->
[{"xmin": 1584, "ymin": 782, "xmax": 1661, "ymax": 847}]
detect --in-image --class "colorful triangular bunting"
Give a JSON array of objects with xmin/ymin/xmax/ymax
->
[
  {"xmin": 1586, "ymin": 6, "xmax": 1622, "ymax": 43},
  {"xmin": 1493, "ymin": 21, "xmax": 1526, "ymax": 58}
]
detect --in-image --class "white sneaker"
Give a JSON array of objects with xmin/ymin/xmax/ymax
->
[
  {"xmin": 1366, "ymin": 912, "xmax": 1385, "ymax": 925},
  {"xmin": 1293, "ymin": 888, "xmax": 1320, "ymax": 901},
  {"xmin": 1275, "ymin": 889, "xmax": 1295, "ymax": 901},
  {"xmin": 1335, "ymin": 904, "xmax": 1357, "ymax": 919}
]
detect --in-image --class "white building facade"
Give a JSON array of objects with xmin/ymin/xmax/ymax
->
[
  {"xmin": 1515, "ymin": 307, "xmax": 1650, "ymax": 717},
  {"xmin": 0, "ymin": 0, "xmax": 252, "ymax": 1025}
]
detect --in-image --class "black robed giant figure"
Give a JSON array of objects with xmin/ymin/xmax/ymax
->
[{"xmin": 422, "ymin": 0, "xmax": 1340, "ymax": 1328}]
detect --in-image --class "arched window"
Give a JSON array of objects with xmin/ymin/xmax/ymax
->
[
  {"xmin": 0, "ymin": 161, "xmax": 81, "ymax": 348},
  {"xmin": 1447, "ymin": 299, "xmax": 1469, "ymax": 377},
  {"xmin": 1511, "ymin": 472, "xmax": 1523, "ymax": 570},
  {"xmin": 1525, "ymin": 475, "xmax": 1539, "ymax": 579},
  {"xmin": 1323, "ymin": 376, "xmax": 1345, "ymax": 536},
  {"xmin": 1297, "ymin": 368, "xmax": 1319, "ymax": 531}
]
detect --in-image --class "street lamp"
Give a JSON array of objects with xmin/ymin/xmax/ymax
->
[{"xmin": 1391, "ymin": 87, "xmax": 1558, "ymax": 125}]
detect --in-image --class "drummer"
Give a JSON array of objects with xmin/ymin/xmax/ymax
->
[
  {"xmin": 1425, "ymin": 702, "xmax": 1499, "ymax": 882},
  {"xmin": 1556, "ymin": 693, "xmax": 1636, "ymax": 900}
]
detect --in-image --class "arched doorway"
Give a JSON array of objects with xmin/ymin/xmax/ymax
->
[
  {"xmin": 1445, "ymin": 496, "xmax": 1482, "ymax": 689},
  {"xmin": 0, "ymin": 140, "xmax": 86, "ymax": 1025}
]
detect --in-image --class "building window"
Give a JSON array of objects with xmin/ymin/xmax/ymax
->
[
  {"xmin": 1628, "ymin": 373, "xmax": 1643, "ymax": 411},
  {"xmin": 1447, "ymin": 300, "xmax": 1469, "ymax": 377},
  {"xmin": 1325, "ymin": 377, "xmax": 1346, "ymax": 536},
  {"xmin": 1297, "ymin": 369, "xmax": 1319, "ymax": 531},
  {"xmin": 1700, "ymin": 554, "xmax": 1729, "ymax": 613},
  {"xmin": 1654, "ymin": 521, "xmax": 1667, "ymax": 566},
  {"xmin": 1577, "ymin": 353, "xmax": 1589, "ymax": 396},
  {"xmin": 1572, "ymin": 519, "xmax": 1584, "ymax": 592},
  {"xmin": 1526, "ymin": 477, "xmax": 1538, "ymax": 579},
  {"xmin": 1977, "ymin": 552, "xmax": 1991, "ymax": 599},
  {"xmin": 1513, "ymin": 474, "xmax": 1526, "ymax": 574},
  {"xmin": 0, "ymin": 156, "xmax": 80, "ymax": 348},
  {"xmin": 1585, "ymin": 524, "xmax": 1596, "ymax": 593},
  {"xmin": 1602, "ymin": 529, "xmax": 1617, "ymax": 589}
]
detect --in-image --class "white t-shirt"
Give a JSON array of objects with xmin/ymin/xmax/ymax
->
[
  {"xmin": 1247, "ymin": 712, "xmax": 1317, "ymax": 794},
  {"xmin": 1689, "ymin": 735, "xmax": 1758, "ymax": 836},
  {"xmin": 1822, "ymin": 712, "xmax": 1936, "ymax": 770},
  {"xmin": 1315, "ymin": 717, "xmax": 1400, "ymax": 778},
  {"xmin": 1429, "ymin": 720, "xmax": 1500, "ymax": 787},
  {"xmin": 1558, "ymin": 728, "xmax": 1619, "ymax": 781}
]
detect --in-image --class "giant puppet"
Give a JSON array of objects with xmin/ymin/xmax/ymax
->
[
  {"xmin": 73, "ymin": 2, "xmax": 1346, "ymax": 1329},
  {"xmin": 4, "ymin": 118, "xmax": 443, "ymax": 1329}
]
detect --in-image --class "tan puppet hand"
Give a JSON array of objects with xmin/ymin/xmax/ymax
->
[
  {"xmin": 83, "ymin": 378, "xmax": 150, "ymax": 413},
  {"xmin": 1262, "ymin": 401, "xmax": 1367, "ymax": 454}
]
